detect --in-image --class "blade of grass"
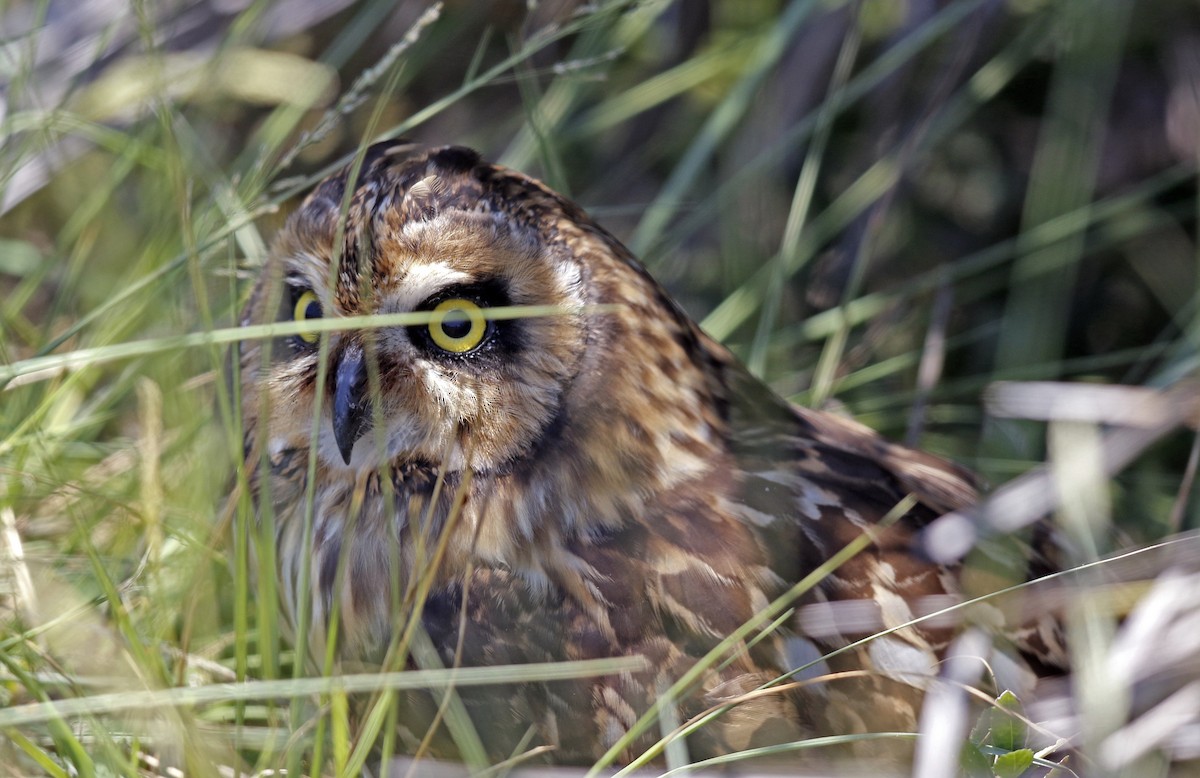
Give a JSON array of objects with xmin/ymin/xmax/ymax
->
[
  {"xmin": 628, "ymin": 0, "xmax": 828, "ymax": 256},
  {"xmin": 747, "ymin": 10, "xmax": 860, "ymax": 377},
  {"xmin": 981, "ymin": 0, "xmax": 1132, "ymax": 468},
  {"xmin": 701, "ymin": 1, "xmax": 1051, "ymax": 341},
  {"xmin": 0, "ymin": 657, "xmax": 648, "ymax": 729}
]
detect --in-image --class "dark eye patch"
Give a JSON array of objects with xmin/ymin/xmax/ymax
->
[
  {"xmin": 410, "ymin": 279, "xmax": 519, "ymax": 362},
  {"xmin": 282, "ymin": 279, "xmax": 321, "ymax": 353},
  {"xmin": 418, "ymin": 279, "xmax": 510, "ymax": 311}
]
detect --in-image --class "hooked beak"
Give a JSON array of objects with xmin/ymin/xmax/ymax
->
[{"xmin": 332, "ymin": 341, "xmax": 370, "ymax": 465}]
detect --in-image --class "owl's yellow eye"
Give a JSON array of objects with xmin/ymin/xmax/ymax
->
[
  {"xmin": 293, "ymin": 290, "xmax": 322, "ymax": 343},
  {"xmin": 428, "ymin": 298, "xmax": 488, "ymax": 353}
]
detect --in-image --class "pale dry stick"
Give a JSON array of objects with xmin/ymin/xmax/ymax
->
[
  {"xmin": 1096, "ymin": 569, "xmax": 1200, "ymax": 769},
  {"xmin": 0, "ymin": 505, "xmax": 38, "ymax": 627},
  {"xmin": 912, "ymin": 628, "xmax": 993, "ymax": 778},
  {"xmin": 923, "ymin": 381, "xmax": 1200, "ymax": 564}
]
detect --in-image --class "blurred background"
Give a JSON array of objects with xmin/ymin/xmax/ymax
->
[{"xmin": 1, "ymin": 0, "xmax": 1198, "ymax": 774}]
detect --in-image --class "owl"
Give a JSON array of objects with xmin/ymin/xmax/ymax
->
[{"xmin": 236, "ymin": 141, "xmax": 1062, "ymax": 767}]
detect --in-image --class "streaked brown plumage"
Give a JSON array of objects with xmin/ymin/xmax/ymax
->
[{"xmin": 236, "ymin": 141, "xmax": 1061, "ymax": 766}]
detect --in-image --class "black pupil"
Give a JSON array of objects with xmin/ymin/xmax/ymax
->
[
  {"xmin": 441, "ymin": 310, "xmax": 472, "ymax": 338},
  {"xmin": 304, "ymin": 299, "xmax": 321, "ymax": 320}
]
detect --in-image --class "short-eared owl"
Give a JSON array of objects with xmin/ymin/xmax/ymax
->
[{"xmin": 236, "ymin": 141, "xmax": 1060, "ymax": 766}]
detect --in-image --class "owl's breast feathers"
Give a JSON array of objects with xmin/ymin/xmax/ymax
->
[
  {"xmin": 400, "ymin": 353, "xmax": 988, "ymax": 760},
  {"xmin": 241, "ymin": 142, "xmax": 1056, "ymax": 764}
]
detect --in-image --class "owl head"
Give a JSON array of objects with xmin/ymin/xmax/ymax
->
[{"xmin": 238, "ymin": 142, "xmax": 721, "ymax": 501}]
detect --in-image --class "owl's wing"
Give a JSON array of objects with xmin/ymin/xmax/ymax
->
[{"xmin": 715, "ymin": 360, "xmax": 1068, "ymax": 738}]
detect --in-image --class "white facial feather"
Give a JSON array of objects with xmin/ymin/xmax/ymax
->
[{"xmin": 389, "ymin": 262, "xmax": 473, "ymax": 312}]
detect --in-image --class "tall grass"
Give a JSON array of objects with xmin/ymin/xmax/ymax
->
[{"xmin": 1, "ymin": 0, "xmax": 1198, "ymax": 775}]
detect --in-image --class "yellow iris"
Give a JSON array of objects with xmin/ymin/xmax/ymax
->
[
  {"xmin": 429, "ymin": 298, "xmax": 487, "ymax": 353},
  {"xmin": 293, "ymin": 290, "xmax": 321, "ymax": 343}
]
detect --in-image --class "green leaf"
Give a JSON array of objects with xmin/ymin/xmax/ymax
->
[
  {"xmin": 960, "ymin": 741, "xmax": 994, "ymax": 777},
  {"xmin": 986, "ymin": 689, "xmax": 1027, "ymax": 751},
  {"xmin": 992, "ymin": 747, "xmax": 1035, "ymax": 777}
]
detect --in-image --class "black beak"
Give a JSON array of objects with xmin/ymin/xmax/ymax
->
[{"xmin": 332, "ymin": 341, "xmax": 370, "ymax": 465}]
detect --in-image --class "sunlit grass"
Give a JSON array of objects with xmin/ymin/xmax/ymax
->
[{"xmin": 1, "ymin": 0, "xmax": 1198, "ymax": 775}]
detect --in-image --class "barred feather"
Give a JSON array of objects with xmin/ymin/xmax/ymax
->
[{"xmin": 236, "ymin": 142, "xmax": 1061, "ymax": 765}]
